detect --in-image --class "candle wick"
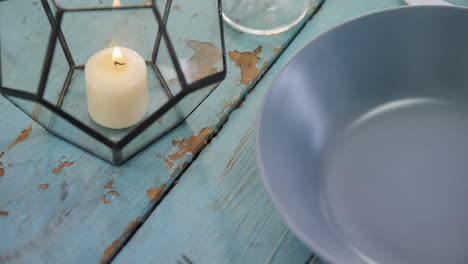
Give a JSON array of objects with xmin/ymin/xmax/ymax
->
[{"xmin": 114, "ymin": 61, "xmax": 126, "ymax": 67}]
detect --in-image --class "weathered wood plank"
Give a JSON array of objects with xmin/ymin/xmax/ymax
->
[
  {"xmin": 0, "ymin": 0, "xmax": 322, "ymax": 263},
  {"xmin": 113, "ymin": 0, "xmax": 409, "ymax": 263},
  {"xmin": 308, "ymin": 255, "xmax": 328, "ymax": 264},
  {"xmin": 113, "ymin": 56, "xmax": 312, "ymax": 264}
]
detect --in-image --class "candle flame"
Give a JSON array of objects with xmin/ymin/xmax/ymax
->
[
  {"xmin": 112, "ymin": 47, "xmax": 123, "ymax": 62},
  {"xmin": 113, "ymin": 0, "xmax": 121, "ymax": 7}
]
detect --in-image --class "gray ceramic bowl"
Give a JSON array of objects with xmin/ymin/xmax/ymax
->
[{"xmin": 257, "ymin": 6, "xmax": 468, "ymax": 264}]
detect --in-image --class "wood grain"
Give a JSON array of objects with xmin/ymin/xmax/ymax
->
[
  {"xmin": 113, "ymin": 0, "xmax": 406, "ymax": 263},
  {"xmin": 113, "ymin": 73, "xmax": 312, "ymax": 263},
  {"xmin": 0, "ymin": 0, "xmax": 417, "ymax": 262},
  {"xmin": 0, "ymin": 0, "xmax": 324, "ymax": 262}
]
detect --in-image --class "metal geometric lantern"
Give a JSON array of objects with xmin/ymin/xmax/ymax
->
[{"xmin": 0, "ymin": 0, "xmax": 226, "ymax": 164}]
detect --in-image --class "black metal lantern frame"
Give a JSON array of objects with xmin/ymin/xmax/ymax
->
[{"xmin": 0, "ymin": 0, "xmax": 226, "ymax": 165}]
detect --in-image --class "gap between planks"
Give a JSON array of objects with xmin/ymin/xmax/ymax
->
[{"xmin": 105, "ymin": 2, "xmax": 326, "ymax": 263}]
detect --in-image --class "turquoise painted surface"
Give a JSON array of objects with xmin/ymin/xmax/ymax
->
[
  {"xmin": 114, "ymin": 63, "xmax": 311, "ymax": 263},
  {"xmin": 0, "ymin": 0, "xmax": 321, "ymax": 263},
  {"xmin": 114, "ymin": 40, "xmax": 313, "ymax": 263},
  {"xmin": 113, "ymin": 1, "xmax": 418, "ymax": 263},
  {"xmin": 5, "ymin": 0, "xmax": 466, "ymax": 263}
]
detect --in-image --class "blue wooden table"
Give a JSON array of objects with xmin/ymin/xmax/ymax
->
[{"xmin": 4, "ymin": 0, "xmax": 458, "ymax": 263}]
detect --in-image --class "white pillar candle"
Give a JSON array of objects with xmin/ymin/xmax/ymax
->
[{"xmin": 85, "ymin": 47, "xmax": 148, "ymax": 129}]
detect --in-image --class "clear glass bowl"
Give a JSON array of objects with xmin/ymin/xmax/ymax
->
[{"xmin": 222, "ymin": 0, "xmax": 311, "ymax": 35}]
